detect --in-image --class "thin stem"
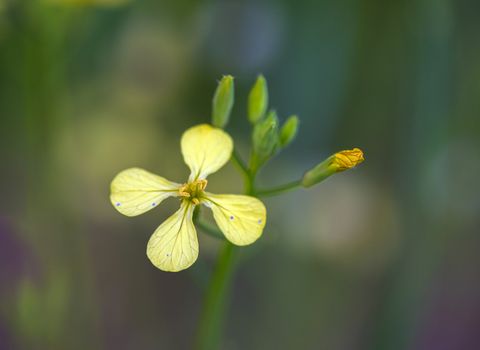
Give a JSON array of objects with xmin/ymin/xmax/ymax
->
[
  {"xmin": 195, "ymin": 242, "xmax": 237, "ymax": 350},
  {"xmin": 196, "ymin": 219, "xmax": 224, "ymax": 240},
  {"xmin": 256, "ymin": 179, "xmax": 302, "ymax": 197},
  {"xmin": 231, "ymin": 149, "xmax": 250, "ymax": 180},
  {"xmin": 195, "ymin": 161, "xmax": 256, "ymax": 350},
  {"xmin": 245, "ymin": 170, "xmax": 256, "ymax": 196},
  {"xmin": 248, "ymin": 152, "xmax": 260, "ymax": 178}
]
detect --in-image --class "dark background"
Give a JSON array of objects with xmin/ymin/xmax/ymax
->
[{"xmin": 1, "ymin": 0, "xmax": 479, "ymax": 349}]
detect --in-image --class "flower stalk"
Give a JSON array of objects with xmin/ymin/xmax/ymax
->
[
  {"xmin": 256, "ymin": 179, "xmax": 302, "ymax": 197},
  {"xmin": 194, "ymin": 236, "xmax": 238, "ymax": 350},
  {"xmin": 194, "ymin": 165, "xmax": 256, "ymax": 350}
]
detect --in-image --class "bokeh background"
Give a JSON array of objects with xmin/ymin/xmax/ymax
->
[{"xmin": 1, "ymin": 0, "xmax": 479, "ymax": 349}]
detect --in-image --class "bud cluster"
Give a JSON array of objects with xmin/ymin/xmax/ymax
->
[
  {"xmin": 210, "ymin": 74, "xmax": 363, "ymax": 189},
  {"xmin": 247, "ymin": 75, "xmax": 299, "ymax": 172}
]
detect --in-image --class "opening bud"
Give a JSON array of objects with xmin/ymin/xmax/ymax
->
[
  {"xmin": 248, "ymin": 74, "xmax": 269, "ymax": 124},
  {"xmin": 330, "ymin": 148, "xmax": 365, "ymax": 172},
  {"xmin": 211, "ymin": 75, "xmax": 234, "ymax": 128},
  {"xmin": 302, "ymin": 148, "xmax": 365, "ymax": 187}
]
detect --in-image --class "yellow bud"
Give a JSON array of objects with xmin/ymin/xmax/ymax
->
[
  {"xmin": 302, "ymin": 148, "xmax": 365, "ymax": 188},
  {"xmin": 330, "ymin": 148, "xmax": 365, "ymax": 171}
]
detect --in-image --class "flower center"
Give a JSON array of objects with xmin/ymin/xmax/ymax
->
[{"xmin": 178, "ymin": 179, "xmax": 208, "ymax": 205}]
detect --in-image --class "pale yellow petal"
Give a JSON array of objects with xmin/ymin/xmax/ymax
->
[
  {"xmin": 181, "ymin": 124, "xmax": 233, "ymax": 180},
  {"xmin": 146, "ymin": 201, "xmax": 198, "ymax": 272},
  {"xmin": 110, "ymin": 168, "xmax": 180, "ymax": 217},
  {"xmin": 203, "ymin": 193, "xmax": 266, "ymax": 246}
]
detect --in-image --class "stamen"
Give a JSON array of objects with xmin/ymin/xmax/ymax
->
[
  {"xmin": 178, "ymin": 179, "xmax": 207, "ymax": 205},
  {"xmin": 198, "ymin": 179, "xmax": 208, "ymax": 190},
  {"xmin": 178, "ymin": 184, "xmax": 191, "ymax": 197}
]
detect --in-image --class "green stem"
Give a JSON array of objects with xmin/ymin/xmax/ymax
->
[
  {"xmin": 195, "ymin": 242, "xmax": 237, "ymax": 350},
  {"xmin": 256, "ymin": 179, "xmax": 302, "ymax": 197},
  {"xmin": 245, "ymin": 171, "xmax": 256, "ymax": 196},
  {"xmin": 195, "ymin": 159, "xmax": 256, "ymax": 349}
]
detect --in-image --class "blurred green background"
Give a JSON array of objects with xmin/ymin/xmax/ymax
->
[{"xmin": 1, "ymin": 0, "xmax": 479, "ymax": 349}]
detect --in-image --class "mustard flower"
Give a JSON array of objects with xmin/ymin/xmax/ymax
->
[{"xmin": 110, "ymin": 124, "xmax": 267, "ymax": 272}]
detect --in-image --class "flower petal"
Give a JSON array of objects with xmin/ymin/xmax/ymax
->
[
  {"xmin": 146, "ymin": 201, "xmax": 198, "ymax": 272},
  {"xmin": 181, "ymin": 124, "xmax": 233, "ymax": 180},
  {"xmin": 110, "ymin": 168, "xmax": 180, "ymax": 217},
  {"xmin": 203, "ymin": 193, "xmax": 266, "ymax": 246}
]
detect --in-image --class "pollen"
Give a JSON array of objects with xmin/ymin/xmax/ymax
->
[{"xmin": 178, "ymin": 179, "xmax": 208, "ymax": 204}]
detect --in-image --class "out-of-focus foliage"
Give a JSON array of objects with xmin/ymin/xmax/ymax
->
[
  {"xmin": 44, "ymin": 0, "xmax": 130, "ymax": 7},
  {"xmin": 1, "ymin": 0, "xmax": 479, "ymax": 349}
]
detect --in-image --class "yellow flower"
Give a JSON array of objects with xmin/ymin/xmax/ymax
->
[{"xmin": 110, "ymin": 124, "xmax": 267, "ymax": 272}]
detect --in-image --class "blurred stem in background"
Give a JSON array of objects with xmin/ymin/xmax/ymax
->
[
  {"xmin": 4, "ymin": 2, "xmax": 121, "ymax": 348},
  {"xmin": 14, "ymin": 3, "xmax": 74, "ymax": 348},
  {"xmin": 367, "ymin": 0, "xmax": 453, "ymax": 349}
]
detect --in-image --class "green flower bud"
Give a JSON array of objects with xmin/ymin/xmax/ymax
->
[
  {"xmin": 251, "ymin": 110, "xmax": 279, "ymax": 169},
  {"xmin": 248, "ymin": 74, "xmax": 269, "ymax": 124},
  {"xmin": 279, "ymin": 115, "xmax": 299, "ymax": 147},
  {"xmin": 211, "ymin": 75, "xmax": 234, "ymax": 128},
  {"xmin": 302, "ymin": 148, "xmax": 365, "ymax": 187}
]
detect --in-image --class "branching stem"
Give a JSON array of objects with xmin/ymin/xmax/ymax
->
[{"xmin": 256, "ymin": 179, "xmax": 302, "ymax": 197}]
